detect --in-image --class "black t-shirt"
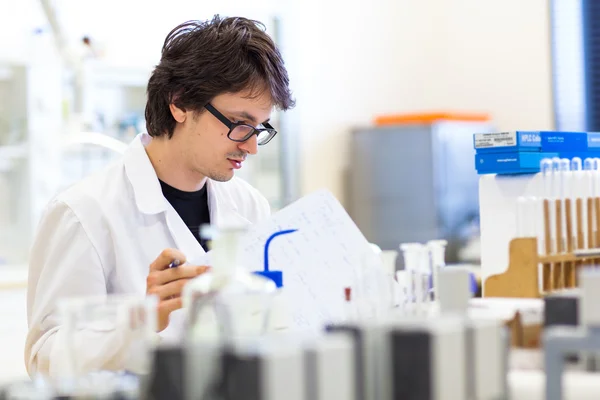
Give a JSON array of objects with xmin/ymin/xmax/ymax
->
[{"xmin": 159, "ymin": 180, "xmax": 210, "ymax": 252}]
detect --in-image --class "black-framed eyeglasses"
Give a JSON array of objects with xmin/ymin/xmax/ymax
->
[{"xmin": 204, "ymin": 103, "xmax": 278, "ymax": 146}]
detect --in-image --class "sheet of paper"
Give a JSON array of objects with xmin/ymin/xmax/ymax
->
[{"xmin": 239, "ymin": 189, "xmax": 378, "ymax": 332}]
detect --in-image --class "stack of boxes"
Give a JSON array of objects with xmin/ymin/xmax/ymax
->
[{"xmin": 474, "ymin": 131, "xmax": 600, "ymax": 174}]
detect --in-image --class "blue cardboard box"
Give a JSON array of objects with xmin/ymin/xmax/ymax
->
[
  {"xmin": 541, "ymin": 131, "xmax": 588, "ymax": 152},
  {"xmin": 473, "ymin": 131, "xmax": 541, "ymax": 153},
  {"xmin": 587, "ymin": 132, "xmax": 600, "ymax": 149},
  {"xmin": 475, "ymin": 151, "xmax": 559, "ymax": 175}
]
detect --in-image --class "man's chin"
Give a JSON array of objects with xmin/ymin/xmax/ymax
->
[{"xmin": 208, "ymin": 170, "xmax": 235, "ymax": 182}]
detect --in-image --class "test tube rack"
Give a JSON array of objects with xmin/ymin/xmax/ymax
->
[{"xmin": 484, "ymin": 196, "xmax": 600, "ymax": 298}]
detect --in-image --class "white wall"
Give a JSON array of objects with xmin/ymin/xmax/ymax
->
[
  {"xmin": 51, "ymin": 0, "xmax": 283, "ymax": 67},
  {"xmin": 282, "ymin": 0, "xmax": 434, "ymax": 203},
  {"xmin": 2, "ymin": 0, "xmax": 553, "ymax": 206},
  {"xmin": 0, "ymin": 0, "xmax": 281, "ymax": 66},
  {"xmin": 438, "ymin": 0, "xmax": 554, "ymax": 132},
  {"xmin": 0, "ymin": 0, "xmax": 47, "ymax": 63},
  {"xmin": 284, "ymin": 0, "xmax": 554, "ymax": 205}
]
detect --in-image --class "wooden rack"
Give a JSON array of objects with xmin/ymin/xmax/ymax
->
[{"xmin": 484, "ymin": 197, "xmax": 600, "ymax": 298}]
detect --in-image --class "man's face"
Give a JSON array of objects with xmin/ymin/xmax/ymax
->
[{"xmin": 175, "ymin": 90, "xmax": 273, "ymax": 182}]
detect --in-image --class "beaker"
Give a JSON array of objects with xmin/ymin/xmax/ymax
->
[
  {"xmin": 184, "ymin": 224, "xmax": 277, "ymax": 342},
  {"xmin": 56, "ymin": 293, "xmax": 157, "ymax": 397}
]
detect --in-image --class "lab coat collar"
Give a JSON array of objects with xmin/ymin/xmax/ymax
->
[
  {"xmin": 123, "ymin": 133, "xmax": 207, "ymax": 262},
  {"xmin": 122, "ymin": 133, "xmax": 250, "ymax": 227},
  {"xmin": 206, "ymin": 179, "xmax": 251, "ymax": 228},
  {"xmin": 123, "ymin": 133, "xmax": 168, "ymax": 215}
]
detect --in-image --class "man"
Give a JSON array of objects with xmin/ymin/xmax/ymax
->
[{"xmin": 25, "ymin": 15, "xmax": 294, "ymax": 378}]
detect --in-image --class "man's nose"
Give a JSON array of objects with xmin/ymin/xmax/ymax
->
[{"xmin": 238, "ymin": 134, "xmax": 258, "ymax": 155}]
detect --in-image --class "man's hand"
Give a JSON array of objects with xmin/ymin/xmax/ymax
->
[{"xmin": 146, "ymin": 248, "xmax": 210, "ymax": 332}]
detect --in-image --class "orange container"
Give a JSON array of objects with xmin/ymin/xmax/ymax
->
[{"xmin": 374, "ymin": 112, "xmax": 491, "ymax": 126}]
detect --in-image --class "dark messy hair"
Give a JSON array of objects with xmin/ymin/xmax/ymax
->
[{"xmin": 145, "ymin": 15, "xmax": 295, "ymax": 138}]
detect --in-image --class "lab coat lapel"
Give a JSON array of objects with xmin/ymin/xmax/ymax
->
[
  {"xmin": 164, "ymin": 203, "xmax": 206, "ymax": 263},
  {"xmin": 207, "ymin": 179, "xmax": 252, "ymax": 229},
  {"xmin": 165, "ymin": 180, "xmax": 252, "ymax": 264},
  {"xmin": 124, "ymin": 133, "xmax": 206, "ymax": 263}
]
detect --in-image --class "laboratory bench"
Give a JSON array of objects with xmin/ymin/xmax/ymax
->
[
  {"xmin": 0, "ymin": 265, "xmax": 29, "ymax": 385},
  {"xmin": 508, "ymin": 349, "xmax": 600, "ymax": 400},
  {"xmin": 0, "ymin": 265, "xmax": 27, "ymax": 290}
]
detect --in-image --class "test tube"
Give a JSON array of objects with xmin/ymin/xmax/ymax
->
[
  {"xmin": 541, "ymin": 159, "xmax": 553, "ymax": 198},
  {"xmin": 400, "ymin": 243, "xmax": 422, "ymax": 313},
  {"xmin": 541, "ymin": 158, "xmax": 553, "ymax": 178},
  {"xmin": 584, "ymin": 158, "xmax": 594, "ymax": 248},
  {"xmin": 571, "ymin": 158, "xmax": 583, "ymax": 250},
  {"xmin": 427, "ymin": 240, "xmax": 447, "ymax": 301},
  {"xmin": 395, "ymin": 270, "xmax": 408, "ymax": 311},
  {"xmin": 380, "ymin": 250, "xmax": 399, "ymax": 309},
  {"xmin": 559, "ymin": 159, "xmax": 571, "ymax": 251},
  {"xmin": 417, "ymin": 245, "xmax": 432, "ymax": 305},
  {"xmin": 540, "ymin": 158, "xmax": 553, "ymax": 254},
  {"xmin": 552, "ymin": 158, "xmax": 564, "ymax": 257},
  {"xmin": 539, "ymin": 158, "xmax": 555, "ymax": 293},
  {"xmin": 544, "ymin": 158, "xmax": 558, "ymax": 253},
  {"xmin": 552, "ymin": 157, "xmax": 562, "ymax": 199},
  {"xmin": 593, "ymin": 159, "xmax": 600, "ymax": 247},
  {"xmin": 552, "ymin": 157, "xmax": 561, "ymax": 172}
]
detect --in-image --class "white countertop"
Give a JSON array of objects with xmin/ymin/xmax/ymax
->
[
  {"xmin": 0, "ymin": 282, "xmax": 28, "ymax": 384},
  {"xmin": 0, "ymin": 265, "xmax": 28, "ymax": 290}
]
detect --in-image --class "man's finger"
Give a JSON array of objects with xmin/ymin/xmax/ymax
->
[
  {"xmin": 147, "ymin": 265, "xmax": 210, "ymax": 287},
  {"xmin": 150, "ymin": 248, "xmax": 187, "ymax": 272},
  {"xmin": 158, "ymin": 296, "xmax": 183, "ymax": 316},
  {"xmin": 158, "ymin": 278, "xmax": 194, "ymax": 300}
]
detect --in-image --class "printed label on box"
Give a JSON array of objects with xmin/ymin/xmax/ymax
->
[
  {"xmin": 520, "ymin": 133, "xmax": 541, "ymax": 145},
  {"xmin": 474, "ymin": 132, "xmax": 517, "ymax": 148},
  {"xmin": 589, "ymin": 133, "xmax": 600, "ymax": 148},
  {"xmin": 544, "ymin": 135, "xmax": 565, "ymax": 144},
  {"xmin": 497, "ymin": 157, "xmax": 518, "ymax": 163}
]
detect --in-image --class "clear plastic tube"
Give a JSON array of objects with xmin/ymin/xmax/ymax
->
[
  {"xmin": 547, "ymin": 158, "xmax": 560, "ymax": 253},
  {"xmin": 559, "ymin": 159, "xmax": 571, "ymax": 251},
  {"xmin": 400, "ymin": 243, "xmax": 420, "ymax": 304},
  {"xmin": 584, "ymin": 158, "xmax": 595, "ymax": 248},
  {"xmin": 541, "ymin": 158, "xmax": 553, "ymax": 198},
  {"xmin": 427, "ymin": 240, "xmax": 447, "ymax": 301},
  {"xmin": 570, "ymin": 158, "xmax": 583, "ymax": 250},
  {"xmin": 539, "ymin": 158, "xmax": 554, "ymax": 257},
  {"xmin": 417, "ymin": 245, "xmax": 431, "ymax": 304},
  {"xmin": 552, "ymin": 157, "xmax": 561, "ymax": 171}
]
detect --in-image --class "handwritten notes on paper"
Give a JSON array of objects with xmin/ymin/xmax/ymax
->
[{"xmin": 239, "ymin": 190, "xmax": 376, "ymax": 332}]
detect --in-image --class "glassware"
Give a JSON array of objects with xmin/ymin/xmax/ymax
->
[
  {"xmin": 56, "ymin": 294, "xmax": 157, "ymax": 397},
  {"xmin": 183, "ymin": 224, "xmax": 277, "ymax": 343}
]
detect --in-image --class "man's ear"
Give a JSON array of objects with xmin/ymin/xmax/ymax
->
[{"xmin": 170, "ymin": 103, "xmax": 187, "ymax": 123}]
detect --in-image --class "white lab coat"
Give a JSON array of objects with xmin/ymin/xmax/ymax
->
[{"xmin": 25, "ymin": 133, "xmax": 270, "ymax": 378}]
